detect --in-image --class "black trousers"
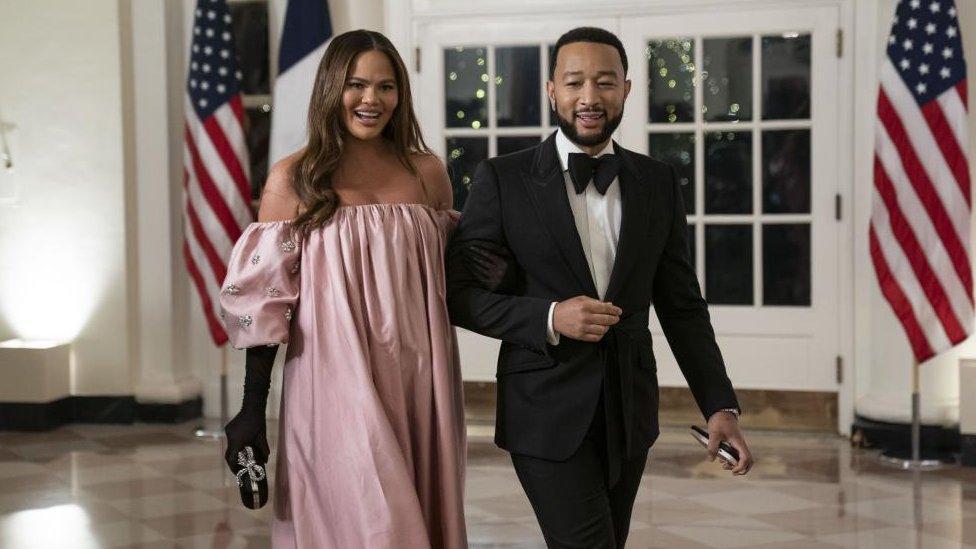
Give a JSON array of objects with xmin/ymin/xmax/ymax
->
[{"xmin": 510, "ymin": 394, "xmax": 649, "ymax": 549}]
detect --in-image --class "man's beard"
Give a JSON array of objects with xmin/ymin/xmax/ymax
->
[{"xmin": 555, "ymin": 108, "xmax": 623, "ymax": 148}]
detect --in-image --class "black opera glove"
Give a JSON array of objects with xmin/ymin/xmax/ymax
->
[
  {"xmin": 464, "ymin": 240, "xmax": 517, "ymax": 292},
  {"xmin": 224, "ymin": 344, "xmax": 277, "ymax": 509}
]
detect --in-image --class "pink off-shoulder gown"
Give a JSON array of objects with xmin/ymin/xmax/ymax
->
[{"xmin": 218, "ymin": 203, "xmax": 467, "ymax": 549}]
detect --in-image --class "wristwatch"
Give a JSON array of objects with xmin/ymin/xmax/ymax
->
[{"xmin": 717, "ymin": 408, "xmax": 740, "ymax": 418}]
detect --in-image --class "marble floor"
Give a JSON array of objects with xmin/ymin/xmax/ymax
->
[{"xmin": 0, "ymin": 422, "xmax": 975, "ymax": 548}]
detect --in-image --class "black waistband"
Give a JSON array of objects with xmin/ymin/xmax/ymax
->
[{"xmin": 598, "ymin": 307, "xmax": 650, "ymax": 486}]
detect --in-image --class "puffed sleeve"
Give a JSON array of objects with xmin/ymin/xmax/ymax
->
[{"xmin": 218, "ymin": 221, "xmax": 301, "ymax": 349}]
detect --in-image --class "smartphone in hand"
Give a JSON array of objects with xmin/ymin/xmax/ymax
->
[{"xmin": 690, "ymin": 425, "xmax": 739, "ymax": 467}]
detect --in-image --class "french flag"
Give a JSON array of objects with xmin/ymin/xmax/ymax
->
[{"xmin": 269, "ymin": 0, "xmax": 333, "ymax": 164}]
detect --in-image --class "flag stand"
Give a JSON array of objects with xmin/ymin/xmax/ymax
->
[
  {"xmin": 878, "ymin": 358, "xmax": 949, "ymax": 470},
  {"xmin": 193, "ymin": 344, "xmax": 229, "ymax": 441}
]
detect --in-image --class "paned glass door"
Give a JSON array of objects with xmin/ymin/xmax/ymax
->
[{"xmin": 620, "ymin": 7, "xmax": 842, "ymax": 392}]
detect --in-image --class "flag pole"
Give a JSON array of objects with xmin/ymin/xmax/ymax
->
[
  {"xmin": 911, "ymin": 358, "xmax": 921, "ymax": 464},
  {"xmin": 879, "ymin": 357, "xmax": 946, "ymax": 470},
  {"xmin": 220, "ymin": 343, "xmax": 229, "ymax": 429}
]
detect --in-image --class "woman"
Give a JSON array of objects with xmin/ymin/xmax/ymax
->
[{"xmin": 218, "ymin": 30, "xmax": 466, "ymax": 548}]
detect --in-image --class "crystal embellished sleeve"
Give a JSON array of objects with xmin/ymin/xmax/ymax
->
[{"xmin": 219, "ymin": 221, "xmax": 301, "ymax": 349}]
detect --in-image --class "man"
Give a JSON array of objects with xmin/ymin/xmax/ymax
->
[{"xmin": 447, "ymin": 27, "xmax": 754, "ymax": 548}]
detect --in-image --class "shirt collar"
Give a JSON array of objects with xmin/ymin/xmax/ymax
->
[{"xmin": 555, "ymin": 128, "xmax": 615, "ymax": 173}]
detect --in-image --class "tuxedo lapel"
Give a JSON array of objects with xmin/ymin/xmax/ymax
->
[
  {"xmin": 521, "ymin": 133, "xmax": 599, "ymax": 298},
  {"xmin": 604, "ymin": 144, "xmax": 653, "ymax": 303}
]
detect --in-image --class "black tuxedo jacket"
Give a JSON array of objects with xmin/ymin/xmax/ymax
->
[{"xmin": 447, "ymin": 132, "xmax": 739, "ymax": 461}]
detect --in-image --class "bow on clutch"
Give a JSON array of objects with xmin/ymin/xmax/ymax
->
[
  {"xmin": 235, "ymin": 446, "xmax": 267, "ymax": 487},
  {"xmin": 235, "ymin": 446, "xmax": 269, "ymax": 509}
]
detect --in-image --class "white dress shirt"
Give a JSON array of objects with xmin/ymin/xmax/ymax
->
[{"xmin": 546, "ymin": 129, "xmax": 622, "ymax": 345}]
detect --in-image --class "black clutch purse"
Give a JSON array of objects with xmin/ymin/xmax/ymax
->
[{"xmin": 235, "ymin": 446, "xmax": 269, "ymax": 509}]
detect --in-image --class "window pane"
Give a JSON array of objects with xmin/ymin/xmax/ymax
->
[
  {"xmin": 705, "ymin": 131, "xmax": 752, "ymax": 214},
  {"xmin": 763, "ymin": 130, "xmax": 810, "ymax": 214},
  {"xmin": 496, "ymin": 46, "xmax": 540, "ymax": 127},
  {"xmin": 762, "ymin": 34, "xmax": 811, "ymax": 120},
  {"xmin": 497, "ymin": 135, "xmax": 541, "ymax": 156},
  {"xmin": 445, "ymin": 47, "xmax": 488, "ymax": 129},
  {"xmin": 763, "ymin": 224, "xmax": 810, "ymax": 306},
  {"xmin": 703, "ymin": 37, "xmax": 752, "ymax": 122},
  {"xmin": 244, "ymin": 106, "xmax": 271, "ymax": 200},
  {"xmin": 649, "ymin": 132, "xmax": 696, "ymax": 214},
  {"xmin": 647, "ymin": 38, "xmax": 695, "ymax": 123},
  {"xmin": 446, "ymin": 137, "xmax": 488, "ymax": 210},
  {"xmin": 705, "ymin": 224, "xmax": 753, "ymax": 304},
  {"xmin": 229, "ymin": 2, "xmax": 269, "ymax": 95}
]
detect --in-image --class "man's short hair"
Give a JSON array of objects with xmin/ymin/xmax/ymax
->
[{"xmin": 550, "ymin": 27, "xmax": 628, "ymax": 80}]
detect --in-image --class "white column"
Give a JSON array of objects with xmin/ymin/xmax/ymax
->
[{"xmin": 129, "ymin": 0, "xmax": 201, "ymax": 406}]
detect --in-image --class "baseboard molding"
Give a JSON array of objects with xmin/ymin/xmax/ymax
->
[
  {"xmin": 137, "ymin": 396, "xmax": 203, "ymax": 423},
  {"xmin": 0, "ymin": 398, "xmax": 74, "ymax": 431},
  {"xmin": 464, "ymin": 381, "xmax": 838, "ymax": 432},
  {"xmin": 962, "ymin": 434, "xmax": 976, "ymax": 467},
  {"xmin": 74, "ymin": 396, "xmax": 137, "ymax": 423},
  {"xmin": 658, "ymin": 387, "xmax": 837, "ymax": 431},
  {"xmin": 851, "ymin": 414, "xmax": 961, "ymax": 453},
  {"xmin": 0, "ymin": 395, "xmax": 202, "ymax": 431}
]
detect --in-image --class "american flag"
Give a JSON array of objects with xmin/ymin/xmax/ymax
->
[
  {"xmin": 870, "ymin": 0, "xmax": 972, "ymax": 363},
  {"xmin": 183, "ymin": 0, "xmax": 254, "ymax": 346}
]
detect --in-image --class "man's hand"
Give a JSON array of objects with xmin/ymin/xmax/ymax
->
[
  {"xmin": 706, "ymin": 411, "xmax": 754, "ymax": 476},
  {"xmin": 553, "ymin": 296, "xmax": 621, "ymax": 342}
]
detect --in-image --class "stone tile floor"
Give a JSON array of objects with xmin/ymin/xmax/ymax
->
[{"xmin": 1, "ymin": 422, "xmax": 974, "ymax": 548}]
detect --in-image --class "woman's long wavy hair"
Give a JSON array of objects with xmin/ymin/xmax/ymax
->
[{"xmin": 288, "ymin": 30, "xmax": 431, "ymax": 236}]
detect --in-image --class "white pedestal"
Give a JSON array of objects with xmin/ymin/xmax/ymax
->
[{"xmin": 0, "ymin": 339, "xmax": 71, "ymax": 403}]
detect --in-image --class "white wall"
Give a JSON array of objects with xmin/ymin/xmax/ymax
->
[{"xmin": 0, "ymin": 0, "xmax": 132, "ymax": 396}]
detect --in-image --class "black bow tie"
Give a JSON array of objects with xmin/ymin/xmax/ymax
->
[{"xmin": 568, "ymin": 152, "xmax": 620, "ymax": 195}]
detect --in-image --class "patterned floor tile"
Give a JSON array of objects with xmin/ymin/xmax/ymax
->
[
  {"xmin": 51, "ymin": 462, "xmax": 167, "ymax": 486},
  {"xmin": 107, "ymin": 492, "xmax": 229, "ymax": 520},
  {"xmin": 657, "ymin": 515, "xmax": 810, "ymax": 548},
  {"xmin": 139, "ymin": 508, "xmax": 268, "ymax": 538},
  {"xmin": 750, "ymin": 504, "xmax": 893, "ymax": 536},
  {"xmin": 79, "ymin": 477, "xmax": 199, "ymax": 501},
  {"xmin": 919, "ymin": 517, "xmax": 976, "ymax": 545},
  {"xmin": 0, "ymin": 421, "xmax": 973, "ymax": 548},
  {"xmin": 843, "ymin": 495, "xmax": 972, "ymax": 526},
  {"xmin": 816, "ymin": 525, "xmax": 975, "ymax": 548},
  {"xmin": 685, "ymin": 487, "xmax": 823, "ymax": 515}
]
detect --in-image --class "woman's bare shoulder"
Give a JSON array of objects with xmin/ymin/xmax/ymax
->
[
  {"xmin": 258, "ymin": 151, "xmax": 304, "ymax": 222},
  {"xmin": 411, "ymin": 152, "xmax": 453, "ymax": 210}
]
